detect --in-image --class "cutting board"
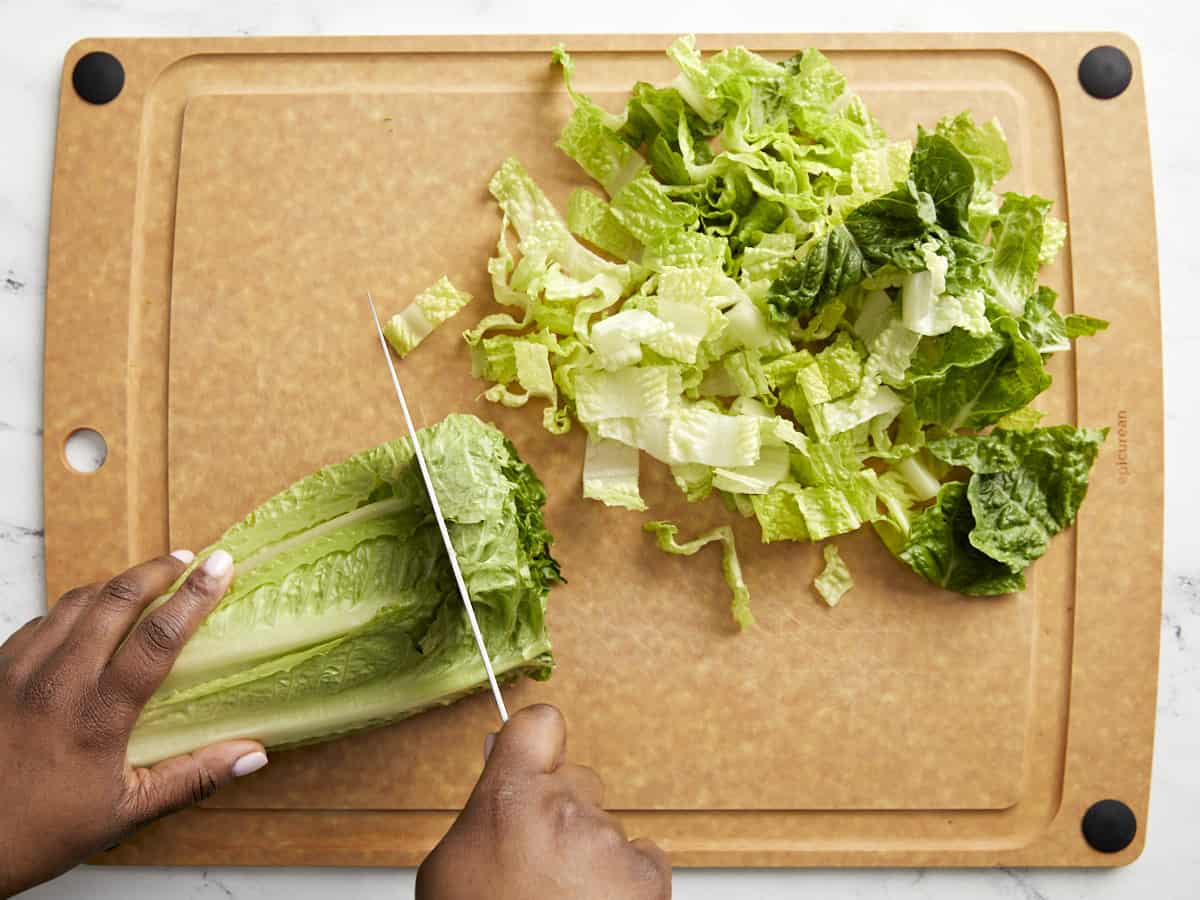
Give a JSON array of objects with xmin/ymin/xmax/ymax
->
[{"xmin": 41, "ymin": 33, "xmax": 1162, "ymax": 867}]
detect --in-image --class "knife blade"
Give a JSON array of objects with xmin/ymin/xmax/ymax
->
[{"xmin": 366, "ymin": 291, "xmax": 509, "ymax": 725}]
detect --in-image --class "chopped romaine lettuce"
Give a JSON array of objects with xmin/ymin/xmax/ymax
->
[
  {"xmin": 814, "ymin": 544, "xmax": 854, "ymax": 607},
  {"xmin": 383, "ymin": 276, "xmax": 472, "ymax": 357},
  {"xmin": 460, "ymin": 39, "xmax": 1109, "ymax": 617}
]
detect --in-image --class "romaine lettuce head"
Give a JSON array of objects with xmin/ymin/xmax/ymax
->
[{"xmin": 128, "ymin": 414, "xmax": 561, "ymax": 766}]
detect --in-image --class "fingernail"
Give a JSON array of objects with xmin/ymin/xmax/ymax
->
[
  {"xmin": 484, "ymin": 733, "xmax": 496, "ymax": 762},
  {"xmin": 170, "ymin": 549, "xmax": 195, "ymax": 564},
  {"xmin": 232, "ymin": 751, "xmax": 268, "ymax": 777},
  {"xmin": 202, "ymin": 549, "xmax": 233, "ymax": 578}
]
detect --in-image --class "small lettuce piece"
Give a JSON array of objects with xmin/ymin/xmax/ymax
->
[
  {"xmin": 814, "ymin": 544, "xmax": 854, "ymax": 607},
  {"xmin": 874, "ymin": 469, "xmax": 921, "ymax": 541},
  {"xmin": 750, "ymin": 483, "xmax": 810, "ymax": 542},
  {"xmin": 793, "ymin": 469, "xmax": 882, "ymax": 541},
  {"xmin": 901, "ymin": 242, "xmax": 990, "ymax": 338},
  {"xmin": 1018, "ymin": 285, "xmax": 1072, "ymax": 353},
  {"xmin": 489, "ymin": 157, "xmax": 565, "ymax": 239},
  {"xmin": 590, "ymin": 309, "xmax": 672, "ymax": 370},
  {"xmin": 664, "ymin": 35, "xmax": 727, "ymax": 124},
  {"xmin": 610, "ymin": 169, "xmax": 700, "ymax": 244},
  {"xmin": 927, "ymin": 426, "xmax": 1107, "ymax": 572},
  {"xmin": 1065, "ymin": 313, "xmax": 1110, "ymax": 339},
  {"xmin": 583, "ymin": 434, "xmax": 645, "ymax": 510},
  {"xmin": 1039, "ymin": 216, "xmax": 1067, "ymax": 265},
  {"xmin": 567, "ymin": 189, "xmax": 643, "ymax": 261},
  {"xmin": 574, "ymin": 366, "xmax": 679, "ymax": 422},
  {"xmin": 557, "ymin": 101, "xmax": 646, "ymax": 197},
  {"xmin": 841, "ymin": 140, "xmax": 913, "ymax": 213},
  {"xmin": 713, "ymin": 444, "xmax": 790, "ymax": 494},
  {"xmin": 931, "ymin": 112, "xmax": 1010, "ymax": 240},
  {"xmin": 1018, "ymin": 286, "xmax": 1108, "ymax": 353},
  {"xmin": 995, "ymin": 405, "xmax": 1045, "ymax": 430},
  {"xmin": 383, "ymin": 277, "xmax": 473, "ymax": 357},
  {"xmin": 897, "ymin": 481, "xmax": 1026, "ymax": 596},
  {"xmin": 865, "ymin": 313, "xmax": 923, "ymax": 386},
  {"xmin": 741, "ymin": 232, "xmax": 797, "ymax": 286},
  {"xmin": 895, "ymin": 455, "xmax": 942, "ymax": 502},
  {"xmin": 664, "ymin": 406, "xmax": 762, "ymax": 467},
  {"xmin": 934, "ymin": 112, "xmax": 1011, "ymax": 191},
  {"xmin": 644, "ymin": 520, "xmax": 754, "ymax": 629},
  {"xmin": 989, "ymin": 192, "xmax": 1052, "ymax": 315},
  {"xmin": 810, "ymin": 378, "xmax": 905, "ymax": 439},
  {"xmin": 795, "ymin": 332, "xmax": 864, "ymax": 405},
  {"xmin": 671, "ymin": 462, "xmax": 714, "ymax": 502},
  {"xmin": 643, "ymin": 231, "xmax": 728, "ymax": 271}
]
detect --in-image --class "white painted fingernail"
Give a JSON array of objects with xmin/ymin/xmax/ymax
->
[
  {"xmin": 201, "ymin": 549, "xmax": 233, "ymax": 578},
  {"xmin": 232, "ymin": 751, "xmax": 268, "ymax": 777},
  {"xmin": 170, "ymin": 549, "xmax": 195, "ymax": 564},
  {"xmin": 484, "ymin": 733, "xmax": 496, "ymax": 762}
]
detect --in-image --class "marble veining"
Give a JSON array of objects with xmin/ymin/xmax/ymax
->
[{"xmin": 1, "ymin": 1, "xmax": 1197, "ymax": 898}]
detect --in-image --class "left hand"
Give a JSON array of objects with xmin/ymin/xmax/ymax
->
[{"xmin": 0, "ymin": 549, "xmax": 267, "ymax": 897}]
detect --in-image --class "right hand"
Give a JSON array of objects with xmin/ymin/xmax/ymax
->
[{"xmin": 416, "ymin": 704, "xmax": 670, "ymax": 899}]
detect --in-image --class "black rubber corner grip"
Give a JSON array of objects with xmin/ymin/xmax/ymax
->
[
  {"xmin": 72, "ymin": 51, "xmax": 125, "ymax": 105},
  {"xmin": 1082, "ymin": 799, "xmax": 1138, "ymax": 853},
  {"xmin": 1078, "ymin": 45, "xmax": 1133, "ymax": 100}
]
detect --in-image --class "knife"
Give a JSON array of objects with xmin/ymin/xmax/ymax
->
[{"xmin": 366, "ymin": 291, "xmax": 509, "ymax": 725}]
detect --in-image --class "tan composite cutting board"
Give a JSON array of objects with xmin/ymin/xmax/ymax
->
[{"xmin": 42, "ymin": 34, "xmax": 1162, "ymax": 867}]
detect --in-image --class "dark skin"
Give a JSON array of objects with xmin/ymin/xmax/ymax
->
[{"xmin": 0, "ymin": 551, "xmax": 670, "ymax": 899}]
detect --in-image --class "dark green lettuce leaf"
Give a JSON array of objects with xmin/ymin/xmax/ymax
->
[
  {"xmin": 1020, "ymin": 286, "xmax": 1110, "ymax": 353},
  {"xmin": 926, "ymin": 426, "xmax": 1108, "ymax": 572},
  {"xmin": 897, "ymin": 481, "xmax": 1026, "ymax": 596},
  {"xmin": 910, "ymin": 129, "xmax": 976, "ymax": 237},
  {"xmin": 766, "ymin": 225, "xmax": 870, "ymax": 320},
  {"xmin": 911, "ymin": 317, "xmax": 1051, "ymax": 429}
]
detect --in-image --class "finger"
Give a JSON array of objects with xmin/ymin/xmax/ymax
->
[
  {"xmin": 76, "ymin": 551, "xmax": 195, "ymax": 664},
  {"xmin": 627, "ymin": 838, "xmax": 672, "ymax": 893},
  {"xmin": 105, "ymin": 550, "xmax": 233, "ymax": 707},
  {"xmin": 121, "ymin": 740, "xmax": 266, "ymax": 827},
  {"xmin": 0, "ymin": 615, "xmax": 44, "ymax": 654},
  {"xmin": 556, "ymin": 762, "xmax": 606, "ymax": 808},
  {"xmin": 483, "ymin": 704, "xmax": 567, "ymax": 777},
  {"xmin": 35, "ymin": 583, "xmax": 101, "ymax": 645}
]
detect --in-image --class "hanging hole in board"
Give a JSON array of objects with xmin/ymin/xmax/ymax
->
[{"xmin": 64, "ymin": 428, "xmax": 108, "ymax": 473}]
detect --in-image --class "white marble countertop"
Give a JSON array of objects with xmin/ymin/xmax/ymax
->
[{"xmin": 1, "ymin": 1, "xmax": 1196, "ymax": 897}]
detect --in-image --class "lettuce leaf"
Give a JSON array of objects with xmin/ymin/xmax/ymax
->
[
  {"xmin": 383, "ymin": 276, "xmax": 473, "ymax": 357},
  {"xmin": 128, "ymin": 415, "xmax": 560, "ymax": 765},
  {"xmin": 989, "ymin": 192, "xmax": 1052, "ymax": 315},
  {"xmin": 911, "ymin": 318, "xmax": 1050, "ymax": 430},
  {"xmin": 814, "ymin": 544, "xmax": 854, "ymax": 606},
  {"xmin": 897, "ymin": 482, "xmax": 1026, "ymax": 596},
  {"xmin": 927, "ymin": 426, "xmax": 1108, "ymax": 571},
  {"xmin": 644, "ymin": 520, "xmax": 754, "ymax": 629}
]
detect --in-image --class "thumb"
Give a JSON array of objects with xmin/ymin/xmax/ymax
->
[
  {"xmin": 123, "ymin": 740, "xmax": 267, "ymax": 825},
  {"xmin": 481, "ymin": 704, "xmax": 566, "ymax": 778}
]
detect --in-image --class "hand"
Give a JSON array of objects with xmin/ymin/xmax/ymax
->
[
  {"xmin": 417, "ymin": 704, "xmax": 670, "ymax": 900},
  {"xmin": 0, "ymin": 550, "xmax": 268, "ymax": 897}
]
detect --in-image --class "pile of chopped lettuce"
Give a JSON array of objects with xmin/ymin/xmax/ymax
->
[
  {"xmin": 128, "ymin": 414, "xmax": 560, "ymax": 765},
  {"xmin": 463, "ymin": 37, "xmax": 1108, "ymax": 626}
]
